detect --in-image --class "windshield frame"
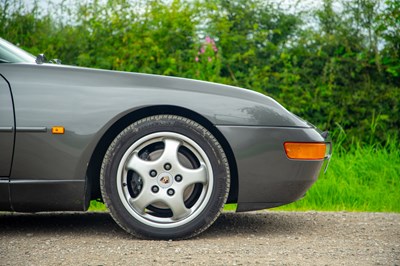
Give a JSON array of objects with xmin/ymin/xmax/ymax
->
[{"xmin": 0, "ymin": 38, "xmax": 36, "ymax": 64}]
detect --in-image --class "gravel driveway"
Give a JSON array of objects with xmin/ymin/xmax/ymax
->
[{"xmin": 1, "ymin": 211, "xmax": 399, "ymax": 265}]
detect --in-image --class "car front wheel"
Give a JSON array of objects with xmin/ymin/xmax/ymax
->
[{"xmin": 100, "ymin": 115, "xmax": 230, "ymax": 239}]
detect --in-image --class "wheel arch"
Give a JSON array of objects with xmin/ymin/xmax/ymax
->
[{"xmin": 86, "ymin": 105, "xmax": 238, "ymax": 206}]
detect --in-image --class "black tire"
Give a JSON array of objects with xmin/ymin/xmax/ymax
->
[{"xmin": 100, "ymin": 115, "xmax": 230, "ymax": 239}]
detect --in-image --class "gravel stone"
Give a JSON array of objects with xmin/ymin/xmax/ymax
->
[{"xmin": 0, "ymin": 211, "xmax": 399, "ymax": 265}]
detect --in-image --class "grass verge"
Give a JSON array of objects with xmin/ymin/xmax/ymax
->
[{"xmin": 276, "ymin": 140, "xmax": 400, "ymax": 212}]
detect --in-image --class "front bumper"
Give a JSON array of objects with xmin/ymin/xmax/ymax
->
[{"xmin": 217, "ymin": 125, "xmax": 331, "ymax": 212}]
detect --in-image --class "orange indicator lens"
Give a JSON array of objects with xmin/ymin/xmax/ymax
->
[
  {"xmin": 52, "ymin": 126, "xmax": 65, "ymax": 134},
  {"xmin": 284, "ymin": 142, "xmax": 326, "ymax": 160}
]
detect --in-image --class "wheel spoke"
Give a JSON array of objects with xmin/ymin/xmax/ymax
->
[
  {"xmin": 126, "ymin": 152, "xmax": 156, "ymax": 178},
  {"xmin": 129, "ymin": 189, "xmax": 156, "ymax": 214},
  {"xmin": 166, "ymin": 192, "xmax": 191, "ymax": 220},
  {"xmin": 160, "ymin": 138, "xmax": 181, "ymax": 165},
  {"xmin": 180, "ymin": 163, "xmax": 208, "ymax": 187}
]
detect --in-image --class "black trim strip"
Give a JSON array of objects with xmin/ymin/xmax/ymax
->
[
  {"xmin": 16, "ymin": 127, "xmax": 47, "ymax": 133},
  {"xmin": 10, "ymin": 180, "xmax": 84, "ymax": 184},
  {"xmin": 0, "ymin": 127, "xmax": 13, "ymax": 132}
]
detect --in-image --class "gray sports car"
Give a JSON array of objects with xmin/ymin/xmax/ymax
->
[{"xmin": 0, "ymin": 38, "xmax": 331, "ymax": 239}]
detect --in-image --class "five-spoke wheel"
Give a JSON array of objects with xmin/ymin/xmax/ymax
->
[{"xmin": 100, "ymin": 115, "xmax": 230, "ymax": 239}]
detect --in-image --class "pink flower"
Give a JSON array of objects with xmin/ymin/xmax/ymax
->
[
  {"xmin": 205, "ymin": 36, "xmax": 211, "ymax": 43},
  {"xmin": 208, "ymin": 57, "xmax": 212, "ymax": 62},
  {"xmin": 195, "ymin": 57, "xmax": 199, "ymax": 62}
]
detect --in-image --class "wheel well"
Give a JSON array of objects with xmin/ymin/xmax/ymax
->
[{"xmin": 86, "ymin": 105, "xmax": 238, "ymax": 205}]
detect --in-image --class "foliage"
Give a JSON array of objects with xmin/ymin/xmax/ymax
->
[{"xmin": 0, "ymin": 0, "xmax": 399, "ymax": 147}]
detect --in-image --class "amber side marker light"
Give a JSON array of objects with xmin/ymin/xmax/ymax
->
[
  {"xmin": 284, "ymin": 142, "xmax": 326, "ymax": 160},
  {"xmin": 52, "ymin": 126, "xmax": 65, "ymax": 134}
]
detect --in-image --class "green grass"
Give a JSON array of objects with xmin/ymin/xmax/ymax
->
[
  {"xmin": 88, "ymin": 200, "xmax": 107, "ymax": 212},
  {"xmin": 276, "ymin": 141, "xmax": 400, "ymax": 212},
  {"xmin": 89, "ymin": 141, "xmax": 400, "ymax": 213}
]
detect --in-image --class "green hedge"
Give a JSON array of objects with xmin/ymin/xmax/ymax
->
[{"xmin": 1, "ymin": 0, "xmax": 399, "ymax": 147}]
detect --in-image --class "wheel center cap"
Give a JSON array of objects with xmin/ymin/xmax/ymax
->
[{"xmin": 157, "ymin": 172, "xmax": 173, "ymax": 188}]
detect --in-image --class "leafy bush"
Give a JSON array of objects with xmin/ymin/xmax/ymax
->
[{"xmin": 1, "ymin": 0, "xmax": 399, "ymax": 147}]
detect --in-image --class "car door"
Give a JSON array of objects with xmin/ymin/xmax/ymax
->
[{"xmin": 0, "ymin": 74, "xmax": 14, "ymax": 210}]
